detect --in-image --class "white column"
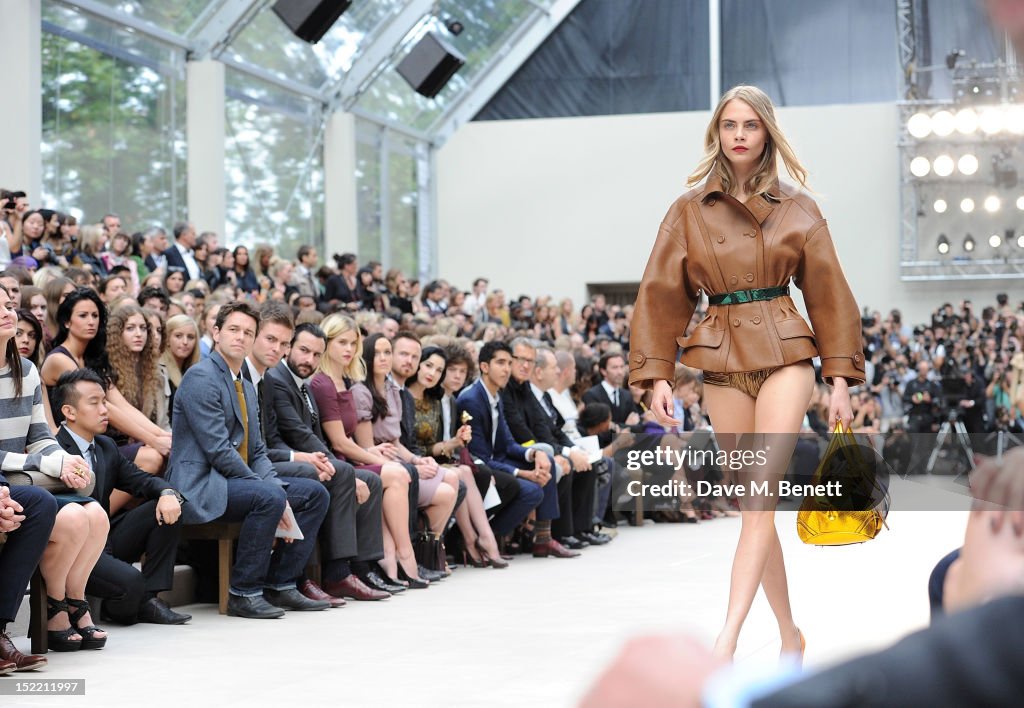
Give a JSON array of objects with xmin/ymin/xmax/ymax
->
[
  {"xmin": 0, "ymin": 0, "xmax": 42, "ymax": 202},
  {"xmin": 708, "ymin": 0, "xmax": 721, "ymax": 105},
  {"xmin": 324, "ymin": 110, "xmax": 359, "ymax": 255},
  {"xmin": 186, "ymin": 60, "xmax": 226, "ymax": 235}
]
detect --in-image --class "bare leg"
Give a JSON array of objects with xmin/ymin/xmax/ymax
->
[
  {"xmin": 65, "ymin": 503, "xmax": 109, "ymax": 640},
  {"xmin": 706, "ymin": 363, "xmax": 813, "ymax": 659},
  {"xmin": 39, "ymin": 505, "xmax": 88, "ymax": 638},
  {"xmin": 457, "ymin": 466, "xmax": 501, "ymax": 558},
  {"xmin": 379, "ymin": 524, "xmax": 398, "ymax": 580},
  {"xmin": 423, "ymin": 470, "xmax": 457, "ymax": 536},
  {"xmin": 380, "ymin": 463, "xmax": 420, "ymax": 580}
]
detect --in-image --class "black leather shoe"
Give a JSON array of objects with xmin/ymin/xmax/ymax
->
[
  {"xmin": 137, "ymin": 597, "xmax": 192, "ymax": 625},
  {"xmin": 263, "ymin": 588, "xmax": 330, "ymax": 612},
  {"xmin": 417, "ymin": 565, "xmax": 446, "ymax": 582},
  {"xmin": 227, "ymin": 593, "xmax": 285, "ymax": 619},
  {"xmin": 579, "ymin": 531, "xmax": 611, "ymax": 546},
  {"xmin": 559, "ymin": 535, "xmax": 589, "ymax": 550},
  {"xmin": 361, "ymin": 570, "xmax": 406, "ymax": 594}
]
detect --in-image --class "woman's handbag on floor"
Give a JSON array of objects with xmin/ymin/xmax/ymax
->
[
  {"xmin": 796, "ymin": 420, "xmax": 890, "ymax": 546},
  {"xmin": 413, "ymin": 524, "xmax": 447, "ymax": 572}
]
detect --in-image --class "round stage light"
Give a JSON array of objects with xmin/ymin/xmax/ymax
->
[
  {"xmin": 910, "ymin": 156, "xmax": 931, "ymax": 177},
  {"xmin": 961, "ymin": 198, "xmax": 975, "ymax": 213},
  {"xmin": 1017, "ymin": 195, "xmax": 1024, "ymax": 210},
  {"xmin": 979, "ymin": 106, "xmax": 1004, "ymax": 135},
  {"xmin": 937, "ymin": 235, "xmax": 950, "ymax": 254},
  {"xmin": 907, "ymin": 112, "xmax": 932, "ymax": 138},
  {"xmin": 933, "ymin": 198, "xmax": 948, "ymax": 213},
  {"xmin": 984, "ymin": 195, "xmax": 1002, "ymax": 212},
  {"xmin": 963, "ymin": 235, "xmax": 975, "ymax": 252},
  {"xmin": 990, "ymin": 233, "xmax": 1003, "ymax": 248},
  {"xmin": 957, "ymin": 153, "xmax": 979, "ymax": 175},
  {"xmin": 954, "ymin": 108, "xmax": 979, "ymax": 134},
  {"xmin": 1018, "ymin": 233, "xmax": 1024, "ymax": 248},
  {"xmin": 1006, "ymin": 105, "xmax": 1024, "ymax": 134},
  {"xmin": 933, "ymin": 154, "xmax": 955, "ymax": 176},
  {"xmin": 931, "ymin": 110, "xmax": 955, "ymax": 136}
]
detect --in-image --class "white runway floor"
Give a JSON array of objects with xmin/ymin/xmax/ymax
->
[{"xmin": 6, "ymin": 480, "xmax": 969, "ymax": 708}]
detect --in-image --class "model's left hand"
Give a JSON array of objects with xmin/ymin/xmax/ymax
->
[{"xmin": 829, "ymin": 380, "xmax": 854, "ymax": 431}]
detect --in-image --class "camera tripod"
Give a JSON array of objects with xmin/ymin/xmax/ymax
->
[
  {"xmin": 983, "ymin": 428, "xmax": 1024, "ymax": 459},
  {"xmin": 926, "ymin": 410, "xmax": 976, "ymax": 480}
]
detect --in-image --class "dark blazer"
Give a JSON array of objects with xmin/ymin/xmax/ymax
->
[
  {"xmin": 265, "ymin": 361, "xmax": 333, "ymax": 459},
  {"xmin": 166, "ymin": 350, "xmax": 280, "ymax": 525},
  {"xmin": 324, "ymin": 274, "xmax": 363, "ymax": 307},
  {"xmin": 144, "ymin": 254, "xmax": 161, "ymax": 273},
  {"xmin": 583, "ymin": 382, "xmax": 640, "ymax": 427},
  {"xmin": 162, "ymin": 244, "xmax": 188, "ymax": 276},
  {"xmin": 755, "ymin": 594, "xmax": 1024, "ymax": 707},
  {"xmin": 56, "ymin": 428, "xmax": 173, "ymax": 516},
  {"xmin": 241, "ymin": 363, "xmax": 290, "ymax": 465},
  {"xmin": 456, "ymin": 380, "xmax": 531, "ymax": 477},
  {"xmin": 501, "ymin": 378, "xmax": 575, "ymax": 452}
]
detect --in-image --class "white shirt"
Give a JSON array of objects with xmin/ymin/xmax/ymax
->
[
  {"xmin": 441, "ymin": 393, "xmax": 454, "ymax": 438},
  {"xmin": 482, "ymin": 381, "xmax": 500, "ymax": 447},
  {"xmin": 176, "ymin": 242, "xmax": 201, "ymax": 282},
  {"xmin": 463, "ymin": 291, "xmax": 487, "ymax": 316},
  {"xmin": 601, "ymin": 379, "xmax": 620, "ymax": 407},
  {"xmin": 547, "ymin": 387, "xmax": 582, "ymax": 441}
]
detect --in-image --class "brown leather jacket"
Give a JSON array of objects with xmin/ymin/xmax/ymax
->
[{"xmin": 628, "ymin": 174, "xmax": 865, "ymax": 388}]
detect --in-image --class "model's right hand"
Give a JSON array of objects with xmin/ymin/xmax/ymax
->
[{"xmin": 650, "ymin": 380, "xmax": 681, "ymax": 428}]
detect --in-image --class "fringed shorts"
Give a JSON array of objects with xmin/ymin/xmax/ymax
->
[{"xmin": 702, "ymin": 367, "xmax": 780, "ymax": 399}]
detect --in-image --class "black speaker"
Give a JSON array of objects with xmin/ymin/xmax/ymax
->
[
  {"xmin": 272, "ymin": 0, "xmax": 351, "ymax": 44},
  {"xmin": 396, "ymin": 32, "xmax": 466, "ymax": 99}
]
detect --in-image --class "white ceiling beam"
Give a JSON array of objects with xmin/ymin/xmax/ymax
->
[
  {"xmin": 190, "ymin": 0, "xmax": 271, "ymax": 60},
  {"xmin": 327, "ymin": 0, "xmax": 434, "ymax": 111},
  {"xmin": 430, "ymin": 0, "xmax": 581, "ymax": 147},
  {"xmin": 53, "ymin": 0, "xmax": 190, "ymax": 48}
]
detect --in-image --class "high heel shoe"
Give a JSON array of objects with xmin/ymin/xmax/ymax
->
[
  {"xmin": 396, "ymin": 565, "xmax": 429, "ymax": 589},
  {"xmin": 462, "ymin": 543, "xmax": 488, "ymax": 568},
  {"xmin": 44, "ymin": 597, "xmax": 82, "ymax": 652},
  {"xmin": 476, "ymin": 540, "xmax": 509, "ymax": 569},
  {"xmin": 781, "ymin": 628, "xmax": 806, "ymax": 665},
  {"xmin": 66, "ymin": 598, "xmax": 106, "ymax": 650}
]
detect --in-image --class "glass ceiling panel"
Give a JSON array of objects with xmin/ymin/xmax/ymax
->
[
  {"xmin": 226, "ymin": 0, "xmax": 408, "ymax": 90},
  {"xmin": 352, "ymin": 0, "xmax": 539, "ymax": 131},
  {"xmin": 80, "ymin": 0, "xmax": 208, "ymax": 36}
]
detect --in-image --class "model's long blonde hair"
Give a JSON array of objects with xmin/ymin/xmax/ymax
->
[
  {"xmin": 319, "ymin": 313, "xmax": 366, "ymax": 383},
  {"xmin": 688, "ymin": 85, "xmax": 808, "ymax": 197}
]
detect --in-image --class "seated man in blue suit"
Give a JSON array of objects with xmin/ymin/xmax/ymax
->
[
  {"xmin": 456, "ymin": 341, "xmax": 578, "ymax": 558},
  {"xmin": 167, "ymin": 302, "xmax": 330, "ymax": 619}
]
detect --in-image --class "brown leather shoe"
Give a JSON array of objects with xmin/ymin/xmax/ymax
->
[
  {"xmin": 0, "ymin": 658, "xmax": 16, "ymax": 675},
  {"xmin": 299, "ymin": 579, "xmax": 346, "ymax": 608},
  {"xmin": 0, "ymin": 632, "xmax": 47, "ymax": 671},
  {"xmin": 532, "ymin": 538, "xmax": 581, "ymax": 558},
  {"xmin": 321, "ymin": 574, "xmax": 390, "ymax": 601}
]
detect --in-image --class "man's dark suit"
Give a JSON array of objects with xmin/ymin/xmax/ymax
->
[
  {"xmin": 583, "ymin": 381, "xmax": 640, "ymax": 427},
  {"xmin": 167, "ymin": 350, "xmax": 329, "ymax": 596},
  {"xmin": 56, "ymin": 428, "xmax": 179, "ymax": 623},
  {"xmin": 161, "ymin": 244, "xmax": 192, "ymax": 279},
  {"xmin": 501, "ymin": 379, "xmax": 594, "ymax": 540},
  {"xmin": 456, "ymin": 379, "xmax": 556, "ymax": 535},
  {"xmin": 754, "ymin": 594, "xmax": 1024, "ymax": 706},
  {"xmin": 263, "ymin": 361, "xmax": 384, "ymax": 565}
]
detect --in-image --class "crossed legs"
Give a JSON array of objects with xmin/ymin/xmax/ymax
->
[{"xmin": 703, "ymin": 362, "xmax": 814, "ymax": 660}]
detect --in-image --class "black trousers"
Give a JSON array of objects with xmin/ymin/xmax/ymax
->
[
  {"xmin": 85, "ymin": 500, "xmax": 181, "ymax": 624},
  {"xmin": 477, "ymin": 464, "xmax": 522, "ymax": 522}
]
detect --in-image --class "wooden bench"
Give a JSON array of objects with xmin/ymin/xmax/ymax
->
[{"xmin": 180, "ymin": 522, "xmax": 321, "ymax": 615}]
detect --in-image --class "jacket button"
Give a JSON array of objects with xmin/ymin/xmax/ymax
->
[
  {"xmin": 752, "ymin": 316, "xmax": 761, "ymax": 325},
  {"xmin": 632, "ymin": 352, "xmax": 646, "ymax": 366},
  {"xmin": 853, "ymin": 352, "xmax": 863, "ymax": 364},
  {"xmin": 745, "ymin": 231, "xmax": 755, "ymax": 238},
  {"xmin": 730, "ymin": 275, "xmax": 738, "ymax": 285},
  {"xmin": 708, "ymin": 198, "xmax": 717, "ymax": 206},
  {"xmin": 717, "ymin": 235, "xmax": 725, "ymax": 244},
  {"xmin": 732, "ymin": 318, "xmax": 741, "ymax": 327},
  {"xmin": 745, "ymin": 273, "xmax": 754, "ymax": 282}
]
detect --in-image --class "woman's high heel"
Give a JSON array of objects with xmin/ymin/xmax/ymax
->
[
  {"xmin": 396, "ymin": 564, "xmax": 429, "ymax": 589},
  {"xmin": 463, "ymin": 542, "xmax": 488, "ymax": 568},
  {"xmin": 476, "ymin": 540, "xmax": 509, "ymax": 569},
  {"xmin": 782, "ymin": 628, "xmax": 806, "ymax": 665},
  {"xmin": 45, "ymin": 596, "xmax": 82, "ymax": 652},
  {"xmin": 66, "ymin": 598, "xmax": 106, "ymax": 650}
]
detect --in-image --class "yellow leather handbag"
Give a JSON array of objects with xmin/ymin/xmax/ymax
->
[{"xmin": 796, "ymin": 421, "xmax": 889, "ymax": 546}]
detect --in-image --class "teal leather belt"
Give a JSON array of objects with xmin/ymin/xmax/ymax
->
[{"xmin": 707, "ymin": 285, "xmax": 790, "ymax": 306}]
